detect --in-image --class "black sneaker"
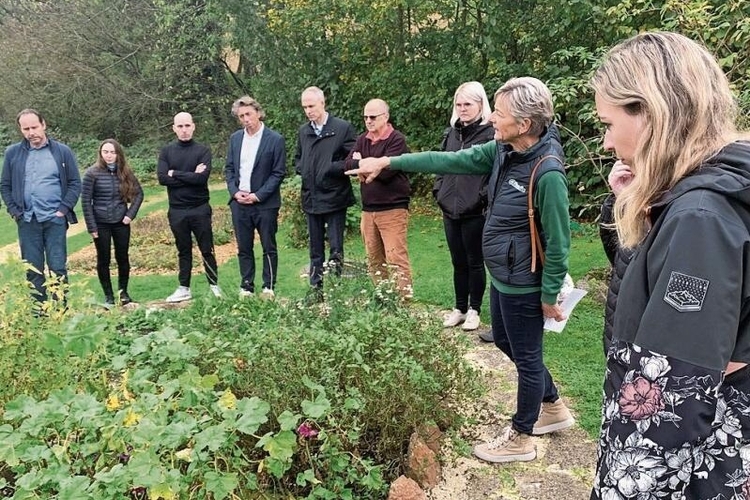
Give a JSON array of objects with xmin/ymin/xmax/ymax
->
[
  {"xmin": 304, "ymin": 287, "xmax": 324, "ymax": 305},
  {"xmin": 478, "ymin": 329, "xmax": 494, "ymax": 342},
  {"xmin": 119, "ymin": 291, "xmax": 132, "ymax": 305},
  {"xmin": 105, "ymin": 295, "xmax": 115, "ymax": 306}
]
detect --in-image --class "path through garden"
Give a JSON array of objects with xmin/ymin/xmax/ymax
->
[{"xmin": 428, "ymin": 323, "xmax": 597, "ymax": 500}]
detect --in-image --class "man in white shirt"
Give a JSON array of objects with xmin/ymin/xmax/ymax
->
[{"xmin": 225, "ymin": 96, "xmax": 286, "ymax": 297}]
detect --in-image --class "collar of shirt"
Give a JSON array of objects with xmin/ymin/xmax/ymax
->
[
  {"xmin": 244, "ymin": 122, "xmax": 265, "ymax": 140},
  {"xmin": 366, "ymin": 123, "xmax": 394, "ymax": 144},
  {"xmin": 310, "ymin": 113, "xmax": 329, "ymax": 134}
]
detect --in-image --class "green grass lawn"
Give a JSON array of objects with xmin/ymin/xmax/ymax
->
[{"xmin": 0, "ymin": 191, "xmax": 611, "ymax": 438}]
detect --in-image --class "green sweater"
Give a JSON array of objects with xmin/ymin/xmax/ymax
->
[{"xmin": 390, "ymin": 141, "xmax": 570, "ymax": 304}]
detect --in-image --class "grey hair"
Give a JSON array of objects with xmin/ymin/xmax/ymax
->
[
  {"xmin": 231, "ymin": 96, "xmax": 265, "ymax": 120},
  {"xmin": 494, "ymin": 77, "xmax": 553, "ymax": 137},
  {"xmin": 450, "ymin": 81, "xmax": 492, "ymax": 127},
  {"xmin": 301, "ymin": 86, "xmax": 325, "ymax": 102}
]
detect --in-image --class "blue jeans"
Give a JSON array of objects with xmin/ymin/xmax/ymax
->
[
  {"xmin": 17, "ymin": 216, "xmax": 68, "ymax": 302},
  {"xmin": 230, "ymin": 202, "xmax": 279, "ymax": 292},
  {"xmin": 307, "ymin": 209, "xmax": 346, "ymax": 287},
  {"xmin": 490, "ymin": 285, "xmax": 560, "ymax": 434}
]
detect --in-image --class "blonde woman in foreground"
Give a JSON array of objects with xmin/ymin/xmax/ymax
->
[{"xmin": 591, "ymin": 31, "xmax": 750, "ymax": 498}]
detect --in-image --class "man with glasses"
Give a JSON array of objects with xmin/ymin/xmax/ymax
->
[
  {"xmin": 344, "ymin": 99, "xmax": 412, "ymax": 298},
  {"xmin": 295, "ymin": 86, "xmax": 356, "ymax": 299}
]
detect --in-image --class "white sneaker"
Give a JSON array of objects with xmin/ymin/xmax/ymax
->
[
  {"xmin": 462, "ymin": 309, "xmax": 480, "ymax": 330},
  {"xmin": 209, "ymin": 285, "xmax": 223, "ymax": 298},
  {"xmin": 443, "ymin": 309, "xmax": 466, "ymax": 328},
  {"xmin": 165, "ymin": 286, "xmax": 192, "ymax": 303},
  {"xmin": 261, "ymin": 287, "xmax": 275, "ymax": 299},
  {"xmin": 239, "ymin": 289, "xmax": 254, "ymax": 298}
]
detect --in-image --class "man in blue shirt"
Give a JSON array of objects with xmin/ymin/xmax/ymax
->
[{"xmin": 0, "ymin": 109, "xmax": 81, "ymax": 304}]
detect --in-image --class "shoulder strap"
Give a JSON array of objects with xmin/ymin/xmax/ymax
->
[
  {"xmin": 528, "ymin": 155, "xmax": 564, "ymax": 272},
  {"xmin": 440, "ymin": 127, "xmax": 451, "ymax": 151}
]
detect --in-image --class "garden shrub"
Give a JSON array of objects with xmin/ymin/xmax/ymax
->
[{"xmin": 0, "ymin": 270, "xmax": 479, "ymax": 499}]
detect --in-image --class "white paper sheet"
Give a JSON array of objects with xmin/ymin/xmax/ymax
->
[{"xmin": 544, "ymin": 288, "xmax": 588, "ymax": 333}]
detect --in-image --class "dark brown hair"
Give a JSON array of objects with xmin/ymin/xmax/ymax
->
[{"xmin": 95, "ymin": 139, "xmax": 140, "ymax": 203}]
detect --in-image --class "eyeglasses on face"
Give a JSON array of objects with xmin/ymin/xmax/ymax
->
[{"xmin": 363, "ymin": 113, "xmax": 385, "ymax": 121}]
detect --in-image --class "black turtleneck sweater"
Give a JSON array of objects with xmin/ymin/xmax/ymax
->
[{"xmin": 157, "ymin": 139, "xmax": 212, "ymax": 209}]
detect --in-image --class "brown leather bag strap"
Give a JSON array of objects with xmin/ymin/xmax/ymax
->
[{"xmin": 528, "ymin": 155, "xmax": 564, "ymax": 273}]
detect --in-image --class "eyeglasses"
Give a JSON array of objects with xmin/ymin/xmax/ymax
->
[{"xmin": 363, "ymin": 113, "xmax": 385, "ymax": 121}]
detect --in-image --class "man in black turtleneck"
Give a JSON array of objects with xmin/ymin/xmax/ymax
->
[{"xmin": 157, "ymin": 112, "xmax": 222, "ymax": 302}]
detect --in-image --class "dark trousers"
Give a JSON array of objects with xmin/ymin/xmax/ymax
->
[
  {"xmin": 167, "ymin": 204, "xmax": 218, "ymax": 287},
  {"xmin": 230, "ymin": 202, "xmax": 279, "ymax": 292},
  {"xmin": 306, "ymin": 209, "xmax": 346, "ymax": 287},
  {"xmin": 490, "ymin": 285, "xmax": 560, "ymax": 435},
  {"xmin": 443, "ymin": 215, "xmax": 486, "ymax": 313},
  {"xmin": 93, "ymin": 221, "xmax": 131, "ymax": 297}
]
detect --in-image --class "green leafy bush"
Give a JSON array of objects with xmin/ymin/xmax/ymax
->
[{"xmin": 0, "ymin": 270, "xmax": 479, "ymax": 499}]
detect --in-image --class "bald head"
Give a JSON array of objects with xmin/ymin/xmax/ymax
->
[
  {"xmin": 363, "ymin": 98, "xmax": 390, "ymax": 135},
  {"xmin": 172, "ymin": 112, "xmax": 195, "ymax": 142}
]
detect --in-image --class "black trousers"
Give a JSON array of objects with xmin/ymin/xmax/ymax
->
[
  {"xmin": 93, "ymin": 221, "xmax": 131, "ymax": 296},
  {"xmin": 167, "ymin": 203, "xmax": 218, "ymax": 287},
  {"xmin": 443, "ymin": 215, "xmax": 486, "ymax": 313},
  {"xmin": 230, "ymin": 202, "xmax": 279, "ymax": 292},
  {"xmin": 306, "ymin": 209, "xmax": 346, "ymax": 287}
]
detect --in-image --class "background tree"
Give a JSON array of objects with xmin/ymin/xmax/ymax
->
[{"xmin": 0, "ymin": 0, "xmax": 748, "ymax": 214}]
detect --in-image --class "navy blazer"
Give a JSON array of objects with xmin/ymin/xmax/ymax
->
[{"xmin": 224, "ymin": 125, "xmax": 286, "ymax": 209}]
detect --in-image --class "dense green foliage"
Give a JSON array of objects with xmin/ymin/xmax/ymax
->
[
  {"xmin": 1, "ymin": 0, "xmax": 749, "ymax": 216},
  {"xmin": 0, "ymin": 264, "xmax": 480, "ymax": 499}
]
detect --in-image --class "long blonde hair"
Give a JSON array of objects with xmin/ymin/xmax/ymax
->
[{"xmin": 591, "ymin": 31, "xmax": 738, "ymax": 248}]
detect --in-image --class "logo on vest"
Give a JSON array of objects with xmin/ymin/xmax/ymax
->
[
  {"xmin": 508, "ymin": 179, "xmax": 526, "ymax": 194},
  {"xmin": 663, "ymin": 271, "xmax": 709, "ymax": 312}
]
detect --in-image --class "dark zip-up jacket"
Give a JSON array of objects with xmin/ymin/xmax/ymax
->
[
  {"xmin": 81, "ymin": 165, "xmax": 144, "ymax": 233},
  {"xmin": 433, "ymin": 120, "xmax": 495, "ymax": 218},
  {"xmin": 593, "ymin": 141, "xmax": 750, "ymax": 499},
  {"xmin": 0, "ymin": 137, "xmax": 81, "ymax": 224},
  {"xmin": 598, "ymin": 192, "xmax": 634, "ymax": 353},
  {"xmin": 294, "ymin": 115, "xmax": 356, "ymax": 214}
]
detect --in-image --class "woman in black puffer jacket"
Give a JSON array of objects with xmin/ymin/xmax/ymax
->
[
  {"xmin": 598, "ymin": 160, "xmax": 634, "ymax": 354},
  {"xmin": 81, "ymin": 139, "xmax": 144, "ymax": 305},
  {"xmin": 433, "ymin": 81, "xmax": 496, "ymax": 332}
]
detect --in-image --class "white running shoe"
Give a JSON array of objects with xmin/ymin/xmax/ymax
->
[
  {"xmin": 239, "ymin": 289, "xmax": 254, "ymax": 298},
  {"xmin": 209, "ymin": 285, "xmax": 223, "ymax": 298},
  {"xmin": 261, "ymin": 287, "xmax": 275, "ymax": 299},
  {"xmin": 462, "ymin": 309, "xmax": 480, "ymax": 330},
  {"xmin": 165, "ymin": 286, "xmax": 192, "ymax": 303},
  {"xmin": 443, "ymin": 309, "xmax": 466, "ymax": 327}
]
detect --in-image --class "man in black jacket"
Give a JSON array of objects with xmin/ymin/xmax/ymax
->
[
  {"xmin": 157, "ymin": 112, "xmax": 221, "ymax": 302},
  {"xmin": 294, "ymin": 87, "xmax": 356, "ymax": 295}
]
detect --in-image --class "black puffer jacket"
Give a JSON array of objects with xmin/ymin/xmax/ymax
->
[
  {"xmin": 433, "ymin": 120, "xmax": 495, "ymax": 218},
  {"xmin": 598, "ymin": 192, "xmax": 634, "ymax": 354},
  {"xmin": 81, "ymin": 165, "xmax": 144, "ymax": 233}
]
